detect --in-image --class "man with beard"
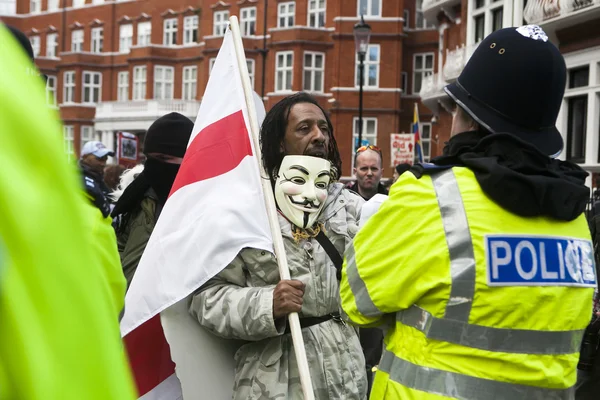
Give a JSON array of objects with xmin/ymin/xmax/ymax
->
[
  {"xmin": 112, "ymin": 112, "xmax": 193, "ymax": 289},
  {"xmin": 80, "ymin": 141, "xmax": 115, "ymax": 218},
  {"xmin": 340, "ymin": 25, "xmax": 596, "ymax": 399},
  {"xmin": 348, "ymin": 146, "xmax": 387, "ymax": 200},
  {"xmin": 189, "ymin": 92, "xmax": 368, "ymax": 399}
]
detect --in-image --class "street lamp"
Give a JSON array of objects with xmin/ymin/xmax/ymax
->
[{"xmin": 353, "ymin": 14, "xmax": 371, "ymax": 150}]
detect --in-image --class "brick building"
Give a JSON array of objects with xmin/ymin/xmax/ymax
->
[
  {"xmin": 421, "ymin": 0, "xmax": 600, "ymax": 187},
  {"xmin": 1, "ymin": 0, "xmax": 443, "ymax": 178}
]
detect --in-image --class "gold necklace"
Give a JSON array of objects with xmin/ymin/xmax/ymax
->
[{"xmin": 291, "ymin": 223, "xmax": 325, "ymax": 244}]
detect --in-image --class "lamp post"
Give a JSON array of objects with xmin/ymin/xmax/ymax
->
[{"xmin": 353, "ymin": 15, "xmax": 371, "ymax": 150}]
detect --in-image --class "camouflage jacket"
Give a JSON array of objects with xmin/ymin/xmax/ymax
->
[{"xmin": 189, "ymin": 183, "xmax": 368, "ymax": 400}]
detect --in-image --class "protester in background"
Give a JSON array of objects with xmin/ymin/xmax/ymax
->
[
  {"xmin": 104, "ymin": 164, "xmax": 126, "ymax": 193},
  {"xmin": 348, "ymin": 145, "xmax": 387, "ymax": 200},
  {"xmin": 341, "ymin": 26, "xmax": 595, "ymax": 399},
  {"xmin": 189, "ymin": 92, "xmax": 367, "ymax": 399},
  {"xmin": 112, "ymin": 112, "xmax": 193, "ymax": 289},
  {"xmin": 0, "ymin": 23, "xmax": 135, "ymax": 400},
  {"xmin": 80, "ymin": 141, "xmax": 114, "ymax": 218}
]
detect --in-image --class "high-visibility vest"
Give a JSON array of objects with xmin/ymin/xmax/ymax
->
[
  {"xmin": 340, "ymin": 166, "xmax": 595, "ymax": 400},
  {"xmin": 0, "ymin": 25, "xmax": 136, "ymax": 399}
]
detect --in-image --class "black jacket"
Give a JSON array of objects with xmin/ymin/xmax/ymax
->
[{"xmin": 80, "ymin": 162, "xmax": 111, "ymax": 218}]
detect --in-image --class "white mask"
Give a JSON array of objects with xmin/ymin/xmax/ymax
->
[{"xmin": 275, "ymin": 155, "xmax": 332, "ymax": 229}]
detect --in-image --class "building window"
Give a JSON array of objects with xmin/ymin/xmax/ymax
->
[
  {"xmin": 403, "ymin": 9, "xmax": 409, "ymax": 29},
  {"xmin": 72, "ymin": 0, "xmax": 84, "ymax": 7},
  {"xmin": 357, "ymin": 0, "xmax": 381, "ymax": 17},
  {"xmin": 71, "ymin": 30, "xmax": 83, "ymax": 52},
  {"xmin": 565, "ymin": 66, "xmax": 590, "ymax": 163},
  {"xmin": 163, "ymin": 18, "xmax": 177, "ymax": 46},
  {"xmin": 29, "ymin": 35, "xmax": 40, "ymax": 57},
  {"xmin": 30, "ymin": 0, "xmax": 40, "ymax": 13},
  {"xmin": 47, "ymin": 0, "xmax": 58, "ymax": 11},
  {"xmin": 154, "ymin": 66, "xmax": 174, "ymax": 100},
  {"xmin": 182, "ymin": 66, "xmax": 197, "ymax": 100},
  {"xmin": 118, "ymin": 71, "xmax": 129, "ymax": 101},
  {"xmin": 246, "ymin": 59, "xmax": 255, "ymax": 89},
  {"xmin": 82, "ymin": 71, "xmax": 101, "ymax": 104},
  {"xmin": 137, "ymin": 21, "xmax": 151, "ymax": 46},
  {"xmin": 418, "ymin": 122, "xmax": 432, "ymax": 161},
  {"xmin": 240, "ymin": 7, "xmax": 257, "ymax": 36},
  {"xmin": 569, "ymin": 66, "xmax": 590, "ymax": 89},
  {"xmin": 46, "ymin": 33, "xmax": 58, "ymax": 57},
  {"xmin": 183, "ymin": 16, "xmax": 198, "ymax": 45},
  {"xmin": 214, "ymin": 11, "xmax": 229, "ymax": 36},
  {"xmin": 275, "ymin": 51, "xmax": 293, "ymax": 92},
  {"xmin": 119, "ymin": 24, "xmax": 133, "ymax": 53},
  {"xmin": 64, "ymin": 126, "xmax": 74, "ymax": 162},
  {"xmin": 278, "ymin": 2, "xmax": 295, "ymax": 28},
  {"xmin": 91, "ymin": 27, "xmax": 103, "ymax": 53},
  {"xmin": 401, "ymin": 71, "xmax": 407, "ymax": 93},
  {"xmin": 352, "ymin": 117, "xmax": 377, "ymax": 160},
  {"xmin": 63, "ymin": 71, "xmax": 75, "ymax": 103},
  {"xmin": 415, "ymin": 0, "xmax": 434, "ymax": 29},
  {"xmin": 133, "ymin": 66, "xmax": 147, "ymax": 100},
  {"xmin": 355, "ymin": 44, "xmax": 380, "ymax": 88},
  {"xmin": 209, "ymin": 58, "xmax": 216, "ymax": 75},
  {"xmin": 472, "ymin": 0, "xmax": 504, "ymax": 43},
  {"xmin": 46, "ymin": 75, "xmax": 57, "ymax": 106},
  {"xmin": 81, "ymin": 126, "xmax": 94, "ymax": 150},
  {"xmin": 303, "ymin": 52, "xmax": 324, "ymax": 92},
  {"xmin": 413, "ymin": 52, "xmax": 434, "ymax": 94},
  {"xmin": 308, "ymin": 0, "xmax": 326, "ymax": 28}
]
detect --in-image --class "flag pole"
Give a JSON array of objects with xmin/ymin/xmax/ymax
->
[{"xmin": 228, "ymin": 16, "xmax": 316, "ymax": 400}]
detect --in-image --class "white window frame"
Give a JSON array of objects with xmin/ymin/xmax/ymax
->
[
  {"xmin": 415, "ymin": 0, "xmax": 435, "ymax": 29},
  {"xmin": 163, "ymin": 18, "xmax": 178, "ymax": 46},
  {"xmin": 117, "ymin": 71, "xmax": 129, "ymax": 101},
  {"xmin": 357, "ymin": 0, "xmax": 381, "ymax": 17},
  {"xmin": 137, "ymin": 21, "xmax": 152, "ymax": 46},
  {"xmin": 355, "ymin": 44, "xmax": 380, "ymax": 88},
  {"xmin": 183, "ymin": 15, "xmax": 198, "ymax": 45},
  {"xmin": 278, "ymin": 2, "xmax": 295, "ymax": 28},
  {"xmin": 64, "ymin": 125, "xmax": 75, "ymax": 162},
  {"xmin": 153, "ymin": 65, "xmax": 174, "ymax": 100},
  {"xmin": 182, "ymin": 65, "xmax": 197, "ymax": 100},
  {"xmin": 47, "ymin": 0, "xmax": 59, "ymax": 11},
  {"xmin": 119, "ymin": 24, "xmax": 133, "ymax": 53},
  {"xmin": 91, "ymin": 27, "xmax": 103, "ymax": 53},
  {"xmin": 275, "ymin": 51, "xmax": 293, "ymax": 92},
  {"xmin": 303, "ymin": 51, "xmax": 325, "ymax": 93},
  {"xmin": 46, "ymin": 75, "xmax": 57, "ymax": 106},
  {"xmin": 81, "ymin": 126, "xmax": 94, "ymax": 150},
  {"xmin": 240, "ymin": 7, "xmax": 257, "ymax": 36},
  {"xmin": 209, "ymin": 58, "xmax": 216, "ymax": 75},
  {"xmin": 246, "ymin": 59, "xmax": 255, "ymax": 89},
  {"xmin": 72, "ymin": 0, "xmax": 84, "ymax": 7},
  {"xmin": 63, "ymin": 71, "xmax": 75, "ymax": 103},
  {"xmin": 82, "ymin": 71, "xmax": 102, "ymax": 104},
  {"xmin": 412, "ymin": 52, "xmax": 434, "ymax": 94},
  {"xmin": 30, "ymin": 0, "xmax": 40, "ymax": 13},
  {"xmin": 469, "ymin": 0, "xmax": 506, "ymax": 45},
  {"xmin": 401, "ymin": 71, "xmax": 408, "ymax": 93},
  {"xmin": 419, "ymin": 122, "xmax": 432, "ymax": 162},
  {"xmin": 352, "ymin": 117, "xmax": 378, "ymax": 166},
  {"xmin": 213, "ymin": 10, "xmax": 229, "ymax": 36},
  {"xmin": 71, "ymin": 29, "xmax": 83, "ymax": 52},
  {"xmin": 307, "ymin": 0, "xmax": 326, "ymax": 28},
  {"xmin": 133, "ymin": 66, "xmax": 147, "ymax": 100},
  {"xmin": 46, "ymin": 33, "xmax": 58, "ymax": 57},
  {"xmin": 30, "ymin": 35, "xmax": 40, "ymax": 57},
  {"xmin": 403, "ymin": 9, "xmax": 410, "ymax": 29}
]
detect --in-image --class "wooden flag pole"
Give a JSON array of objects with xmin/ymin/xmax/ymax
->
[{"xmin": 228, "ymin": 16, "xmax": 316, "ymax": 400}]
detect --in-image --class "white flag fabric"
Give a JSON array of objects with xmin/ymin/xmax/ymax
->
[{"xmin": 120, "ymin": 29, "xmax": 273, "ymax": 398}]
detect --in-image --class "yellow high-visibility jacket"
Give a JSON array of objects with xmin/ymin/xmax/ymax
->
[
  {"xmin": 340, "ymin": 166, "xmax": 595, "ymax": 400},
  {"xmin": 0, "ymin": 25, "xmax": 136, "ymax": 399}
]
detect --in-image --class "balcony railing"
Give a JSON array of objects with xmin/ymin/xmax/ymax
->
[
  {"xmin": 422, "ymin": 0, "xmax": 462, "ymax": 26},
  {"xmin": 442, "ymin": 42, "xmax": 479, "ymax": 82},
  {"xmin": 95, "ymin": 99, "xmax": 201, "ymax": 121},
  {"xmin": 419, "ymin": 73, "xmax": 446, "ymax": 100},
  {"xmin": 524, "ymin": 0, "xmax": 600, "ymax": 24}
]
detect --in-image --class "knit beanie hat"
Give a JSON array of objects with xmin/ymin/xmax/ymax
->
[{"xmin": 143, "ymin": 112, "xmax": 194, "ymax": 157}]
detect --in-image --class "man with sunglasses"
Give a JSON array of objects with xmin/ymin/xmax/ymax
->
[
  {"xmin": 341, "ymin": 25, "xmax": 595, "ymax": 399},
  {"xmin": 80, "ymin": 141, "xmax": 115, "ymax": 218},
  {"xmin": 348, "ymin": 145, "xmax": 388, "ymax": 201}
]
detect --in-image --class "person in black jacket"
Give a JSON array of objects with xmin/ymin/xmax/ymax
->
[{"xmin": 80, "ymin": 140, "xmax": 114, "ymax": 218}]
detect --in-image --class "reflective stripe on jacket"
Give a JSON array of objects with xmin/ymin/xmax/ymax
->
[{"xmin": 340, "ymin": 167, "xmax": 595, "ymax": 400}]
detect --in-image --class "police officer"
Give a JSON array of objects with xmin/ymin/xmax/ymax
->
[
  {"xmin": 340, "ymin": 25, "xmax": 596, "ymax": 399},
  {"xmin": 80, "ymin": 140, "xmax": 115, "ymax": 217}
]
